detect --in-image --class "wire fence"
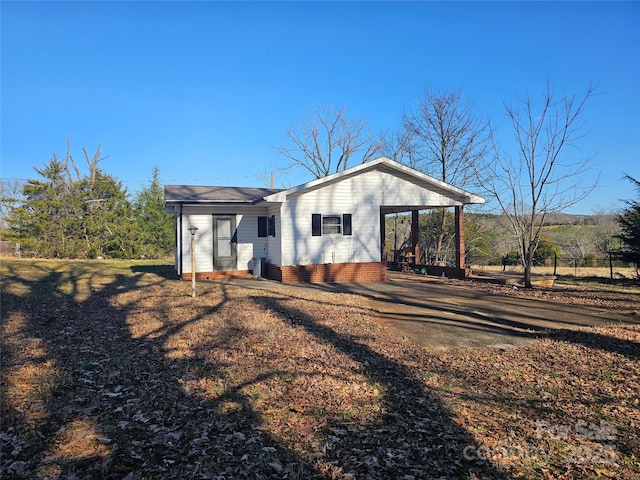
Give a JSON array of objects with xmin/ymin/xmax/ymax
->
[{"xmin": 468, "ymin": 254, "xmax": 637, "ymax": 278}]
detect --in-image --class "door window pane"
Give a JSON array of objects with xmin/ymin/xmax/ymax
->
[{"xmin": 217, "ymin": 219, "xmax": 231, "ymax": 257}]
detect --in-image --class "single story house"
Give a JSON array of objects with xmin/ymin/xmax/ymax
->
[{"xmin": 164, "ymin": 157, "xmax": 484, "ymax": 283}]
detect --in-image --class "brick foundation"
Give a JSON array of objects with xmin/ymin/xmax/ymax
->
[
  {"xmin": 268, "ymin": 262, "xmax": 388, "ymax": 283},
  {"xmin": 180, "ymin": 262, "xmax": 388, "ymax": 283},
  {"xmin": 181, "ymin": 270, "xmax": 253, "ymax": 281}
]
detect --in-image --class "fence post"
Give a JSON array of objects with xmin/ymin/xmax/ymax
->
[
  {"xmin": 609, "ymin": 252, "xmax": 613, "ymax": 280},
  {"xmin": 553, "ymin": 253, "xmax": 557, "ymax": 276}
]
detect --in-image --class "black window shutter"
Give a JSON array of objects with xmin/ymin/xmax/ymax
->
[
  {"xmin": 312, "ymin": 214, "xmax": 321, "ymax": 236},
  {"xmin": 268, "ymin": 215, "xmax": 276, "ymax": 237},
  {"xmin": 258, "ymin": 216, "xmax": 268, "ymax": 237},
  {"xmin": 343, "ymin": 214, "xmax": 352, "ymax": 236}
]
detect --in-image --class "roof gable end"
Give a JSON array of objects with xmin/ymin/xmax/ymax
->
[{"xmin": 263, "ymin": 157, "xmax": 484, "ymax": 204}]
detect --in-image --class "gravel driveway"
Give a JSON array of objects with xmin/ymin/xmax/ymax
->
[
  {"xmin": 224, "ymin": 271, "xmax": 637, "ymax": 349},
  {"xmin": 312, "ymin": 272, "xmax": 637, "ymax": 349}
]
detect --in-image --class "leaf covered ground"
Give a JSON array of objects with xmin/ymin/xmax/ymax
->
[{"xmin": 1, "ymin": 259, "xmax": 639, "ymax": 479}]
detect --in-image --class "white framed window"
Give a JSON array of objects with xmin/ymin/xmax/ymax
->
[
  {"xmin": 312, "ymin": 214, "xmax": 352, "ymax": 236},
  {"xmin": 322, "ymin": 215, "xmax": 341, "ymax": 234}
]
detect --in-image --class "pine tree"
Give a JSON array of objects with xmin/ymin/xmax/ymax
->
[
  {"xmin": 132, "ymin": 166, "xmax": 174, "ymax": 258},
  {"xmin": 5, "ymin": 143, "xmax": 136, "ymax": 258},
  {"xmin": 617, "ymin": 175, "xmax": 640, "ymax": 269}
]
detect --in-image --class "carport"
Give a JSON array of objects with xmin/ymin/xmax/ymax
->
[{"xmin": 380, "ymin": 205, "xmax": 472, "ymax": 280}]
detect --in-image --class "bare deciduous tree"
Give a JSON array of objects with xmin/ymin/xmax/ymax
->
[
  {"xmin": 275, "ymin": 106, "xmax": 382, "ymax": 179},
  {"xmin": 402, "ymin": 88, "xmax": 490, "ymax": 188},
  {"xmin": 483, "ymin": 81, "xmax": 599, "ymax": 288},
  {"xmin": 380, "ymin": 128, "xmax": 420, "ymax": 166},
  {"xmin": 394, "ymin": 88, "xmax": 490, "ymax": 264},
  {"xmin": 59, "ymin": 135, "xmax": 109, "ymax": 189},
  {"xmin": 0, "ymin": 177, "xmax": 24, "ymax": 232},
  {"xmin": 592, "ymin": 209, "xmax": 619, "ymax": 256}
]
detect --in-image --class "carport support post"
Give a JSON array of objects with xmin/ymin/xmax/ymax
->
[
  {"xmin": 380, "ymin": 211, "xmax": 386, "ymax": 262},
  {"xmin": 411, "ymin": 210, "xmax": 420, "ymax": 264},
  {"xmin": 455, "ymin": 206, "xmax": 465, "ymax": 270}
]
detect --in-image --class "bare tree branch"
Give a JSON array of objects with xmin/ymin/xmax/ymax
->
[
  {"xmin": 389, "ymin": 88, "xmax": 490, "ymax": 264},
  {"xmin": 275, "ymin": 106, "xmax": 381, "ymax": 179},
  {"xmin": 482, "ymin": 81, "xmax": 599, "ymax": 287},
  {"xmin": 402, "ymin": 88, "xmax": 490, "ymax": 189}
]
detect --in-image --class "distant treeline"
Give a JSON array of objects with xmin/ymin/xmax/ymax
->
[{"xmin": 384, "ymin": 210, "xmax": 622, "ymax": 268}]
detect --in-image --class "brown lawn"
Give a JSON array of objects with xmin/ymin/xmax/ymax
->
[{"xmin": 1, "ymin": 259, "xmax": 639, "ymax": 479}]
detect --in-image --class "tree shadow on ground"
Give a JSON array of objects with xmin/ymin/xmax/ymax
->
[
  {"xmin": 554, "ymin": 274, "xmax": 640, "ymax": 287},
  {"xmin": 1, "ymin": 262, "xmax": 502, "ymax": 479},
  {"xmin": 1, "ymin": 264, "xmax": 311, "ymax": 478},
  {"xmin": 130, "ymin": 263, "xmax": 179, "ymax": 280},
  {"xmin": 545, "ymin": 327, "xmax": 640, "ymax": 360},
  {"xmin": 303, "ymin": 277, "xmax": 639, "ymax": 357},
  {"xmin": 251, "ymin": 294, "xmax": 500, "ymax": 478}
]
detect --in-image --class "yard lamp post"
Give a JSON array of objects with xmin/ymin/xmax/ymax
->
[{"xmin": 188, "ymin": 226, "xmax": 198, "ymax": 297}]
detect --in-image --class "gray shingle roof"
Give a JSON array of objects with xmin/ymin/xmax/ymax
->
[{"xmin": 164, "ymin": 185, "xmax": 283, "ymax": 204}]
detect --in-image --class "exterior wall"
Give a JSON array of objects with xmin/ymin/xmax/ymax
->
[
  {"xmin": 265, "ymin": 204, "xmax": 282, "ymax": 266},
  {"xmin": 182, "ymin": 208, "xmax": 213, "ymax": 273},
  {"xmin": 278, "ymin": 169, "xmax": 458, "ymax": 268},
  {"xmin": 279, "ymin": 175, "xmax": 379, "ymax": 267},
  {"xmin": 368, "ymin": 169, "xmax": 458, "ymax": 206},
  {"xmin": 180, "ymin": 205, "xmax": 269, "ymax": 274},
  {"xmin": 236, "ymin": 206, "xmax": 270, "ymax": 270}
]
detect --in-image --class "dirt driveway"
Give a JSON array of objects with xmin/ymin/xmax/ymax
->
[{"xmin": 240, "ymin": 272, "xmax": 637, "ymax": 349}]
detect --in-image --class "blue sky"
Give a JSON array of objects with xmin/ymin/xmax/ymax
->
[{"xmin": 2, "ymin": 1, "xmax": 638, "ymax": 214}]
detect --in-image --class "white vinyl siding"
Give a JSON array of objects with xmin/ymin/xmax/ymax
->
[
  {"xmin": 181, "ymin": 206, "xmax": 272, "ymax": 272},
  {"xmin": 279, "ymin": 175, "xmax": 379, "ymax": 266},
  {"xmin": 266, "ymin": 205, "xmax": 282, "ymax": 265},
  {"xmin": 372, "ymin": 169, "xmax": 457, "ymax": 206},
  {"xmin": 182, "ymin": 210, "xmax": 213, "ymax": 273},
  {"xmin": 278, "ymin": 169, "xmax": 462, "ymax": 267}
]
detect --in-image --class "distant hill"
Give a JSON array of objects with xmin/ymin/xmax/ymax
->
[{"xmin": 469, "ymin": 212, "xmax": 615, "ymax": 226}]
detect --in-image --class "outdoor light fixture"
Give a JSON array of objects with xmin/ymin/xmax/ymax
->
[{"xmin": 188, "ymin": 226, "xmax": 198, "ymax": 297}]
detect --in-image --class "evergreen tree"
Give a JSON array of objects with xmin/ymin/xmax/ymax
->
[
  {"xmin": 6, "ymin": 159, "xmax": 75, "ymax": 256},
  {"xmin": 533, "ymin": 234, "xmax": 560, "ymax": 265},
  {"xmin": 5, "ymin": 145, "xmax": 135, "ymax": 258},
  {"xmin": 132, "ymin": 166, "xmax": 174, "ymax": 258},
  {"xmin": 617, "ymin": 175, "xmax": 640, "ymax": 268},
  {"xmin": 82, "ymin": 170, "xmax": 136, "ymax": 258}
]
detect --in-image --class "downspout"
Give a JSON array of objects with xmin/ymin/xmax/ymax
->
[{"xmin": 178, "ymin": 205, "xmax": 183, "ymax": 277}]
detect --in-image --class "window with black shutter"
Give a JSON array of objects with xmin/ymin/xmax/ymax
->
[
  {"xmin": 312, "ymin": 214, "xmax": 322, "ymax": 236},
  {"xmin": 258, "ymin": 216, "xmax": 268, "ymax": 237},
  {"xmin": 342, "ymin": 214, "xmax": 352, "ymax": 236},
  {"xmin": 312, "ymin": 213, "xmax": 353, "ymax": 236},
  {"xmin": 268, "ymin": 215, "xmax": 276, "ymax": 237}
]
